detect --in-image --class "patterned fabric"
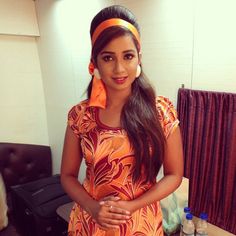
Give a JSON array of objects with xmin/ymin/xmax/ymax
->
[{"xmin": 67, "ymin": 96, "xmax": 179, "ymax": 236}]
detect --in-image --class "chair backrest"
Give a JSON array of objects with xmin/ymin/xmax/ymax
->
[{"xmin": 0, "ymin": 142, "xmax": 52, "ymax": 191}]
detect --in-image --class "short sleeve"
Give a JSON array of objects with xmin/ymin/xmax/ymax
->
[
  {"xmin": 67, "ymin": 101, "xmax": 87, "ymax": 137},
  {"xmin": 157, "ymin": 96, "xmax": 179, "ymax": 138}
]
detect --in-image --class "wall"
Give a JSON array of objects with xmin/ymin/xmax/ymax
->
[
  {"xmin": 0, "ymin": 0, "xmax": 39, "ymax": 36},
  {"xmin": 115, "ymin": 0, "xmax": 236, "ymax": 105},
  {"xmin": 0, "ymin": 0, "xmax": 48, "ymax": 145},
  {"xmin": 192, "ymin": 0, "xmax": 236, "ymax": 91}
]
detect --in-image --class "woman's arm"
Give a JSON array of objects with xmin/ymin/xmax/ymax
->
[
  {"xmin": 131, "ymin": 126, "xmax": 183, "ymax": 211},
  {"xmin": 105, "ymin": 126, "xmax": 184, "ymax": 213},
  {"xmin": 60, "ymin": 125, "xmax": 130, "ymax": 229},
  {"xmin": 61, "ymin": 125, "xmax": 96, "ymax": 213}
]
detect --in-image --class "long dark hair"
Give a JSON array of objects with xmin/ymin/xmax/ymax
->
[{"xmin": 88, "ymin": 5, "xmax": 166, "ymax": 183}]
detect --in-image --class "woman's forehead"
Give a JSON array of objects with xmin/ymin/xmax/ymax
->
[{"xmin": 100, "ymin": 35, "xmax": 137, "ymax": 53}]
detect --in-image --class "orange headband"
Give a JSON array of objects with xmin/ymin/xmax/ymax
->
[{"xmin": 91, "ymin": 18, "xmax": 140, "ymax": 47}]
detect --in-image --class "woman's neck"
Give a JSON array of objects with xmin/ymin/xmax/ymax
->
[{"xmin": 106, "ymin": 89, "xmax": 131, "ymax": 109}]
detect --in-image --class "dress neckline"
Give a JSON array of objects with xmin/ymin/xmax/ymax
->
[{"xmin": 94, "ymin": 107, "xmax": 122, "ymax": 131}]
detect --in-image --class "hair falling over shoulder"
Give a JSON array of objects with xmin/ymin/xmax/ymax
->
[{"xmin": 121, "ymin": 75, "xmax": 166, "ymax": 183}]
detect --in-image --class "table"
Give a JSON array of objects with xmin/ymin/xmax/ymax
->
[{"xmin": 56, "ymin": 201, "xmax": 74, "ymax": 223}]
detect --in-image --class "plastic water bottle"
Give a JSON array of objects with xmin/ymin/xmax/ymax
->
[
  {"xmin": 182, "ymin": 213, "xmax": 195, "ymax": 236},
  {"xmin": 180, "ymin": 207, "xmax": 191, "ymax": 236},
  {"xmin": 196, "ymin": 213, "xmax": 208, "ymax": 236}
]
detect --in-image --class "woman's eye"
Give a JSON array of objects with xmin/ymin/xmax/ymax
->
[
  {"xmin": 124, "ymin": 54, "xmax": 134, "ymax": 60},
  {"xmin": 102, "ymin": 56, "xmax": 113, "ymax": 62}
]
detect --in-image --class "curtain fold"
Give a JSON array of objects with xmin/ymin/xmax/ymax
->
[{"xmin": 177, "ymin": 88, "xmax": 236, "ymax": 234}]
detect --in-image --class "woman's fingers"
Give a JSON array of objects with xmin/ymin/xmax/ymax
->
[
  {"xmin": 99, "ymin": 196, "xmax": 120, "ymax": 205},
  {"xmin": 102, "ymin": 196, "xmax": 120, "ymax": 201},
  {"xmin": 108, "ymin": 206, "xmax": 130, "ymax": 216},
  {"xmin": 100, "ymin": 204, "xmax": 130, "ymax": 218},
  {"xmin": 108, "ymin": 212, "xmax": 131, "ymax": 220},
  {"xmin": 99, "ymin": 202, "xmax": 131, "ymax": 219},
  {"xmin": 96, "ymin": 200, "xmax": 131, "ymax": 229},
  {"xmin": 104, "ymin": 201, "xmax": 131, "ymax": 215}
]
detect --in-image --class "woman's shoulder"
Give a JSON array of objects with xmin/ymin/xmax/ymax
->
[
  {"xmin": 156, "ymin": 95, "xmax": 179, "ymax": 138},
  {"xmin": 67, "ymin": 99, "xmax": 89, "ymax": 122},
  {"xmin": 67, "ymin": 99, "xmax": 94, "ymax": 136},
  {"xmin": 70, "ymin": 99, "xmax": 89, "ymax": 111},
  {"xmin": 68, "ymin": 99, "xmax": 90, "ymax": 116},
  {"xmin": 156, "ymin": 95, "xmax": 175, "ymax": 111}
]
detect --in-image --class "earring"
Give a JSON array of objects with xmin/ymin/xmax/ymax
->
[
  {"xmin": 94, "ymin": 68, "xmax": 101, "ymax": 79},
  {"xmin": 136, "ymin": 65, "xmax": 141, "ymax": 78}
]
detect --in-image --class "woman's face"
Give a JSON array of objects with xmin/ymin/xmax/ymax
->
[{"xmin": 96, "ymin": 34, "xmax": 140, "ymax": 94}]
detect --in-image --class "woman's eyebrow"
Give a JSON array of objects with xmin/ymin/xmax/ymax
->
[
  {"xmin": 123, "ymin": 49, "xmax": 136, "ymax": 53},
  {"xmin": 100, "ymin": 51, "xmax": 115, "ymax": 55},
  {"xmin": 100, "ymin": 49, "xmax": 136, "ymax": 55}
]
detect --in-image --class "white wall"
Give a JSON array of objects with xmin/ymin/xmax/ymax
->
[
  {"xmin": 35, "ymin": 0, "xmax": 115, "ymax": 175},
  {"xmin": 115, "ymin": 0, "xmax": 236, "ymax": 105},
  {"xmin": 192, "ymin": 0, "xmax": 236, "ymax": 91},
  {"xmin": 0, "ymin": 0, "xmax": 39, "ymax": 36},
  {"xmin": 0, "ymin": 0, "xmax": 48, "ymax": 145}
]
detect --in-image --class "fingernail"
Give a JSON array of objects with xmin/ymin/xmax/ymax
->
[{"xmin": 99, "ymin": 201, "xmax": 105, "ymax": 205}]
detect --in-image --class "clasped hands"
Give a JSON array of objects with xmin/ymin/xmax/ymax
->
[{"xmin": 91, "ymin": 196, "xmax": 133, "ymax": 230}]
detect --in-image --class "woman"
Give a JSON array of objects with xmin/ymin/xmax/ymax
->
[{"xmin": 61, "ymin": 5, "xmax": 183, "ymax": 236}]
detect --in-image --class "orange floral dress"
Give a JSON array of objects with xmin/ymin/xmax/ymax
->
[{"xmin": 67, "ymin": 96, "xmax": 179, "ymax": 236}]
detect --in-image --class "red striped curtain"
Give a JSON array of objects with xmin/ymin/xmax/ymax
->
[{"xmin": 177, "ymin": 88, "xmax": 236, "ymax": 235}]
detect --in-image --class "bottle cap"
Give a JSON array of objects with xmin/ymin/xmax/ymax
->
[
  {"xmin": 200, "ymin": 213, "xmax": 208, "ymax": 220},
  {"xmin": 186, "ymin": 213, "xmax": 193, "ymax": 220},
  {"xmin": 184, "ymin": 207, "xmax": 191, "ymax": 213}
]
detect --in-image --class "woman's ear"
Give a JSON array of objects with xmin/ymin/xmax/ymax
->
[
  {"xmin": 88, "ymin": 63, "xmax": 101, "ymax": 80},
  {"xmin": 91, "ymin": 58, "xmax": 101, "ymax": 79},
  {"xmin": 94, "ymin": 68, "xmax": 101, "ymax": 79},
  {"xmin": 136, "ymin": 65, "xmax": 141, "ymax": 78},
  {"xmin": 138, "ymin": 52, "xmax": 142, "ymax": 64}
]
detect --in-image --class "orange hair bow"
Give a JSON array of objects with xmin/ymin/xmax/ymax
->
[{"xmin": 88, "ymin": 62, "xmax": 106, "ymax": 109}]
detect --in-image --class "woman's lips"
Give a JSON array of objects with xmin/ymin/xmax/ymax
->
[{"xmin": 112, "ymin": 76, "xmax": 128, "ymax": 84}]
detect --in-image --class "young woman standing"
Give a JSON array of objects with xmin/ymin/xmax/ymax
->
[{"xmin": 61, "ymin": 5, "xmax": 183, "ymax": 236}]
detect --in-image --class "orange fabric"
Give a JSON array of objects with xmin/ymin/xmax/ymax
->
[
  {"xmin": 88, "ymin": 77, "xmax": 107, "ymax": 109},
  {"xmin": 91, "ymin": 18, "xmax": 140, "ymax": 47},
  {"xmin": 88, "ymin": 62, "xmax": 107, "ymax": 109},
  {"xmin": 67, "ymin": 96, "xmax": 179, "ymax": 236}
]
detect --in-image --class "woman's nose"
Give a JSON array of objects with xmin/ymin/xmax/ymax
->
[{"xmin": 113, "ymin": 60, "xmax": 125, "ymax": 74}]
